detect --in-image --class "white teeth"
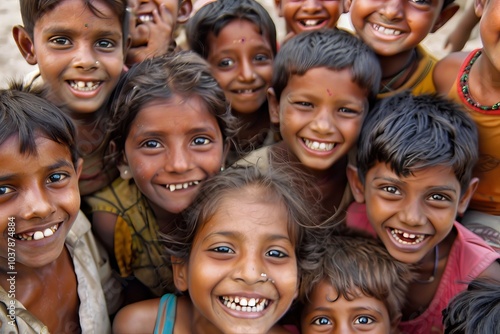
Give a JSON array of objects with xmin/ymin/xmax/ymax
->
[
  {"xmin": 43, "ymin": 228, "xmax": 53, "ymax": 237},
  {"xmin": 138, "ymin": 14, "xmax": 153, "ymax": 23},
  {"xmin": 166, "ymin": 181, "xmax": 201, "ymax": 192},
  {"xmin": 70, "ymin": 81, "xmax": 99, "ymax": 91},
  {"xmin": 236, "ymin": 89, "xmax": 254, "ymax": 94},
  {"xmin": 390, "ymin": 228, "xmax": 426, "ymax": 245},
  {"xmin": 373, "ymin": 24, "xmax": 402, "ymax": 36},
  {"xmin": 303, "ymin": 138, "xmax": 335, "ymax": 151},
  {"xmin": 33, "ymin": 231, "xmax": 44, "ymax": 240},
  {"xmin": 14, "ymin": 224, "xmax": 59, "ymax": 241},
  {"xmin": 302, "ymin": 19, "xmax": 321, "ymax": 26},
  {"xmin": 221, "ymin": 296, "xmax": 269, "ymax": 312}
]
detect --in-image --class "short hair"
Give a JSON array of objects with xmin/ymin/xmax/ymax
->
[
  {"xmin": 271, "ymin": 28, "xmax": 381, "ymax": 108},
  {"xmin": 163, "ymin": 165, "xmax": 322, "ymax": 276},
  {"xmin": 108, "ymin": 51, "xmax": 238, "ymax": 164},
  {"xmin": 443, "ymin": 278, "xmax": 500, "ymax": 334},
  {"xmin": 300, "ymin": 231, "xmax": 413, "ymax": 323},
  {"xmin": 356, "ymin": 91, "xmax": 478, "ymax": 194},
  {"xmin": 0, "ymin": 84, "xmax": 78, "ymax": 165},
  {"xmin": 186, "ymin": 0, "xmax": 277, "ymax": 59},
  {"xmin": 19, "ymin": 0, "xmax": 128, "ymax": 40}
]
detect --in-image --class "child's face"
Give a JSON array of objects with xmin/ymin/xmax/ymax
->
[
  {"xmin": 0, "ymin": 136, "xmax": 82, "ymax": 269},
  {"xmin": 477, "ymin": 0, "xmax": 500, "ymax": 69},
  {"xmin": 275, "ymin": 0, "xmax": 345, "ymax": 35},
  {"xmin": 269, "ymin": 67, "xmax": 368, "ymax": 176},
  {"xmin": 301, "ymin": 280, "xmax": 393, "ymax": 334},
  {"xmin": 351, "ymin": 162, "xmax": 475, "ymax": 264},
  {"xmin": 207, "ymin": 19, "xmax": 274, "ymax": 115},
  {"xmin": 173, "ymin": 187, "xmax": 298, "ymax": 333},
  {"xmin": 122, "ymin": 96, "xmax": 225, "ymax": 216},
  {"xmin": 25, "ymin": 0, "xmax": 125, "ymax": 115},
  {"xmin": 346, "ymin": 0, "xmax": 447, "ymax": 57}
]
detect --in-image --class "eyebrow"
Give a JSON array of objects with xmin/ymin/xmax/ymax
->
[
  {"xmin": 373, "ymin": 176, "xmax": 457, "ymax": 193},
  {"xmin": 0, "ymin": 159, "xmax": 74, "ymax": 182},
  {"xmin": 203, "ymin": 231, "xmax": 291, "ymax": 242},
  {"xmin": 42, "ymin": 26, "xmax": 122, "ymax": 39}
]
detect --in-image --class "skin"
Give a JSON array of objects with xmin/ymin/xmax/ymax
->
[
  {"xmin": 275, "ymin": 0, "xmax": 346, "ymax": 41},
  {"xmin": 112, "ymin": 187, "xmax": 298, "ymax": 334},
  {"xmin": 345, "ymin": 0, "xmax": 457, "ymax": 80},
  {"xmin": 0, "ymin": 135, "xmax": 83, "ymax": 333},
  {"xmin": 301, "ymin": 280, "xmax": 395, "ymax": 334},
  {"xmin": 269, "ymin": 67, "xmax": 368, "ymax": 179},
  {"xmin": 13, "ymin": 0, "xmax": 125, "ymax": 119},
  {"xmin": 206, "ymin": 19, "xmax": 274, "ymax": 116},
  {"xmin": 126, "ymin": 0, "xmax": 192, "ymax": 67}
]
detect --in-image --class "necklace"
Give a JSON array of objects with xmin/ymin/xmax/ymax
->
[
  {"xmin": 380, "ymin": 49, "xmax": 418, "ymax": 93},
  {"xmin": 460, "ymin": 50, "xmax": 500, "ymax": 111},
  {"xmin": 414, "ymin": 245, "xmax": 439, "ymax": 284}
]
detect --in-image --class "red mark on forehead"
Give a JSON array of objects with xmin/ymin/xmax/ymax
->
[{"xmin": 326, "ymin": 89, "xmax": 332, "ymax": 96}]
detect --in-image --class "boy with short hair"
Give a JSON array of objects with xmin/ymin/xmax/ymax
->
[
  {"xmin": 347, "ymin": 91, "xmax": 500, "ymax": 333},
  {"xmin": 300, "ymin": 231, "xmax": 413, "ymax": 334},
  {"xmin": 0, "ymin": 86, "xmax": 111, "ymax": 333}
]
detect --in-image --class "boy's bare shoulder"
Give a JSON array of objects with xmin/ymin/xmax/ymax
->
[
  {"xmin": 112, "ymin": 297, "xmax": 160, "ymax": 333},
  {"xmin": 433, "ymin": 51, "xmax": 469, "ymax": 95}
]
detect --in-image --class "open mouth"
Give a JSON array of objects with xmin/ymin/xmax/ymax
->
[
  {"xmin": 165, "ymin": 181, "xmax": 200, "ymax": 192},
  {"xmin": 68, "ymin": 80, "xmax": 101, "ymax": 92},
  {"xmin": 137, "ymin": 14, "xmax": 154, "ymax": 24},
  {"xmin": 14, "ymin": 223, "xmax": 59, "ymax": 241},
  {"xmin": 390, "ymin": 228, "xmax": 427, "ymax": 245},
  {"xmin": 303, "ymin": 138, "xmax": 335, "ymax": 152},
  {"xmin": 220, "ymin": 296, "xmax": 269, "ymax": 312},
  {"xmin": 372, "ymin": 24, "xmax": 402, "ymax": 36},
  {"xmin": 300, "ymin": 19, "xmax": 326, "ymax": 27}
]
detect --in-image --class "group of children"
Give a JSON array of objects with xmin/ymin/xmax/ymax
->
[{"xmin": 0, "ymin": 0, "xmax": 499, "ymax": 333}]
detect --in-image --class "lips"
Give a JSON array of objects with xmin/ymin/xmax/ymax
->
[
  {"xmin": 299, "ymin": 19, "xmax": 326, "ymax": 27},
  {"xmin": 303, "ymin": 138, "xmax": 336, "ymax": 152},
  {"xmin": 164, "ymin": 180, "xmax": 200, "ymax": 192},
  {"xmin": 68, "ymin": 80, "xmax": 101, "ymax": 92},
  {"xmin": 13, "ymin": 223, "xmax": 60, "ymax": 241},
  {"xmin": 371, "ymin": 23, "xmax": 402, "ymax": 36},
  {"xmin": 220, "ymin": 296, "xmax": 269, "ymax": 312},
  {"xmin": 137, "ymin": 14, "xmax": 153, "ymax": 24},
  {"xmin": 389, "ymin": 228, "xmax": 428, "ymax": 245}
]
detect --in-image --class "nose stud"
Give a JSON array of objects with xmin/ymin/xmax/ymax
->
[
  {"xmin": 260, "ymin": 273, "xmax": 275, "ymax": 284},
  {"xmin": 95, "ymin": 60, "xmax": 100, "ymax": 66}
]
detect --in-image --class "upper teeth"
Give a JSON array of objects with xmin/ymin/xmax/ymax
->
[
  {"xmin": 373, "ymin": 24, "xmax": 401, "ymax": 36},
  {"xmin": 14, "ymin": 224, "xmax": 59, "ymax": 241},
  {"xmin": 167, "ymin": 181, "xmax": 199, "ymax": 192},
  {"xmin": 302, "ymin": 19, "xmax": 321, "ymax": 27},
  {"xmin": 390, "ymin": 228, "xmax": 426, "ymax": 245},
  {"xmin": 70, "ymin": 81, "xmax": 99, "ymax": 91},
  {"xmin": 221, "ymin": 296, "xmax": 269, "ymax": 312},
  {"xmin": 236, "ymin": 89, "xmax": 255, "ymax": 94},
  {"xmin": 304, "ymin": 139, "xmax": 335, "ymax": 151},
  {"xmin": 138, "ymin": 14, "xmax": 153, "ymax": 23}
]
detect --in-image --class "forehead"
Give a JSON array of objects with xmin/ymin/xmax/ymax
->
[{"xmin": 38, "ymin": 0, "xmax": 123, "ymax": 26}]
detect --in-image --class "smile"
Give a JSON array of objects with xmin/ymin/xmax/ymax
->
[
  {"xmin": 69, "ymin": 80, "xmax": 101, "ymax": 92},
  {"xmin": 233, "ymin": 88, "xmax": 261, "ymax": 94},
  {"xmin": 303, "ymin": 138, "xmax": 335, "ymax": 151},
  {"xmin": 137, "ymin": 14, "xmax": 153, "ymax": 24},
  {"xmin": 300, "ymin": 19, "xmax": 325, "ymax": 27},
  {"xmin": 220, "ymin": 296, "xmax": 269, "ymax": 312},
  {"xmin": 165, "ymin": 180, "xmax": 200, "ymax": 192},
  {"xmin": 14, "ymin": 224, "xmax": 59, "ymax": 241},
  {"xmin": 372, "ymin": 24, "xmax": 402, "ymax": 36},
  {"xmin": 390, "ymin": 228, "xmax": 427, "ymax": 245}
]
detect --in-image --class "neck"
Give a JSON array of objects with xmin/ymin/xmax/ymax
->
[{"xmin": 379, "ymin": 49, "xmax": 419, "ymax": 92}]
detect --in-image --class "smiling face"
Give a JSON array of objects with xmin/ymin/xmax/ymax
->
[
  {"xmin": 0, "ymin": 136, "xmax": 81, "ymax": 269},
  {"xmin": 352, "ymin": 162, "xmax": 475, "ymax": 264},
  {"xmin": 301, "ymin": 280, "xmax": 393, "ymax": 334},
  {"xmin": 206, "ymin": 19, "xmax": 274, "ymax": 115},
  {"xmin": 269, "ymin": 67, "xmax": 368, "ymax": 177},
  {"xmin": 173, "ymin": 186, "xmax": 298, "ymax": 333},
  {"xmin": 24, "ymin": 0, "xmax": 125, "ymax": 117},
  {"xmin": 122, "ymin": 96, "xmax": 225, "ymax": 217},
  {"xmin": 347, "ymin": 0, "xmax": 446, "ymax": 57},
  {"xmin": 276, "ymin": 0, "xmax": 345, "ymax": 35}
]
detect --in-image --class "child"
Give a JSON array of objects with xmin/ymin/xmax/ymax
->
[
  {"xmin": 274, "ymin": 0, "xmax": 347, "ymax": 43},
  {"xmin": 112, "ymin": 165, "xmax": 320, "ymax": 333},
  {"xmin": 433, "ymin": 0, "xmax": 500, "ymax": 252},
  {"xmin": 185, "ymin": 0, "xmax": 277, "ymax": 164},
  {"xmin": 236, "ymin": 28, "xmax": 380, "ymax": 222},
  {"xmin": 0, "ymin": 87, "xmax": 111, "ymax": 333},
  {"xmin": 300, "ymin": 231, "xmax": 413, "ymax": 334},
  {"xmin": 442, "ymin": 278, "xmax": 500, "ymax": 334},
  {"xmin": 346, "ymin": 0, "xmax": 459, "ymax": 96},
  {"xmin": 347, "ymin": 91, "xmax": 500, "ymax": 334},
  {"xmin": 126, "ymin": 0, "xmax": 193, "ymax": 67},
  {"xmin": 443, "ymin": 0, "xmax": 479, "ymax": 52},
  {"xmin": 84, "ymin": 51, "xmax": 237, "ymax": 303},
  {"xmin": 12, "ymin": 0, "xmax": 128, "ymax": 196}
]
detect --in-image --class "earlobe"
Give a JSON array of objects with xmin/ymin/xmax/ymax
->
[
  {"xmin": 474, "ymin": 0, "xmax": 486, "ymax": 17},
  {"xmin": 172, "ymin": 256, "xmax": 189, "ymax": 292},
  {"xmin": 346, "ymin": 164, "xmax": 366, "ymax": 203},
  {"xmin": 274, "ymin": 0, "xmax": 283, "ymax": 17},
  {"xmin": 177, "ymin": 0, "xmax": 193, "ymax": 24},
  {"xmin": 431, "ymin": 3, "xmax": 459, "ymax": 33},
  {"xmin": 344, "ymin": 0, "xmax": 353, "ymax": 12},
  {"xmin": 268, "ymin": 88, "xmax": 280, "ymax": 125},
  {"xmin": 457, "ymin": 177, "xmax": 479, "ymax": 216},
  {"xmin": 12, "ymin": 25, "xmax": 38, "ymax": 65}
]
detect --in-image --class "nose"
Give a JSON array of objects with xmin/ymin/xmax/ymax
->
[
  {"xmin": 238, "ymin": 59, "xmax": 257, "ymax": 83},
  {"xmin": 20, "ymin": 184, "xmax": 56, "ymax": 221},
  {"xmin": 233, "ymin": 251, "xmax": 268, "ymax": 285},
  {"xmin": 302, "ymin": 0, "xmax": 321, "ymax": 12},
  {"xmin": 73, "ymin": 44, "xmax": 99, "ymax": 71},
  {"xmin": 379, "ymin": 0, "xmax": 403, "ymax": 22},
  {"xmin": 398, "ymin": 199, "xmax": 426, "ymax": 227},
  {"xmin": 310, "ymin": 108, "xmax": 335, "ymax": 135},
  {"xmin": 165, "ymin": 144, "xmax": 192, "ymax": 173}
]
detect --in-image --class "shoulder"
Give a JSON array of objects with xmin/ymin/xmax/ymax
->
[
  {"xmin": 232, "ymin": 145, "xmax": 273, "ymax": 170},
  {"xmin": 112, "ymin": 298, "xmax": 161, "ymax": 334},
  {"xmin": 433, "ymin": 51, "xmax": 469, "ymax": 94}
]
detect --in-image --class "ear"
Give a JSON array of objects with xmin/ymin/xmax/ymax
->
[
  {"xmin": 430, "ymin": 3, "xmax": 459, "ymax": 33},
  {"xmin": 457, "ymin": 177, "xmax": 479, "ymax": 216},
  {"xmin": 12, "ymin": 25, "xmax": 38, "ymax": 65},
  {"xmin": 346, "ymin": 164, "xmax": 365, "ymax": 203},
  {"xmin": 474, "ymin": 0, "xmax": 487, "ymax": 17},
  {"xmin": 344, "ymin": 0, "xmax": 353, "ymax": 12},
  {"xmin": 268, "ymin": 87, "xmax": 280, "ymax": 125},
  {"xmin": 117, "ymin": 149, "xmax": 133, "ymax": 180},
  {"xmin": 172, "ymin": 256, "xmax": 189, "ymax": 292},
  {"xmin": 177, "ymin": 0, "xmax": 193, "ymax": 24},
  {"xmin": 274, "ymin": 0, "xmax": 283, "ymax": 17}
]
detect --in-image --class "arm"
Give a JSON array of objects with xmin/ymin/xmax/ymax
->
[
  {"xmin": 478, "ymin": 260, "xmax": 500, "ymax": 281},
  {"xmin": 444, "ymin": 3, "xmax": 480, "ymax": 52},
  {"xmin": 112, "ymin": 298, "xmax": 160, "ymax": 334},
  {"xmin": 433, "ymin": 52, "xmax": 468, "ymax": 95},
  {"xmin": 90, "ymin": 211, "xmax": 119, "ymax": 261}
]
